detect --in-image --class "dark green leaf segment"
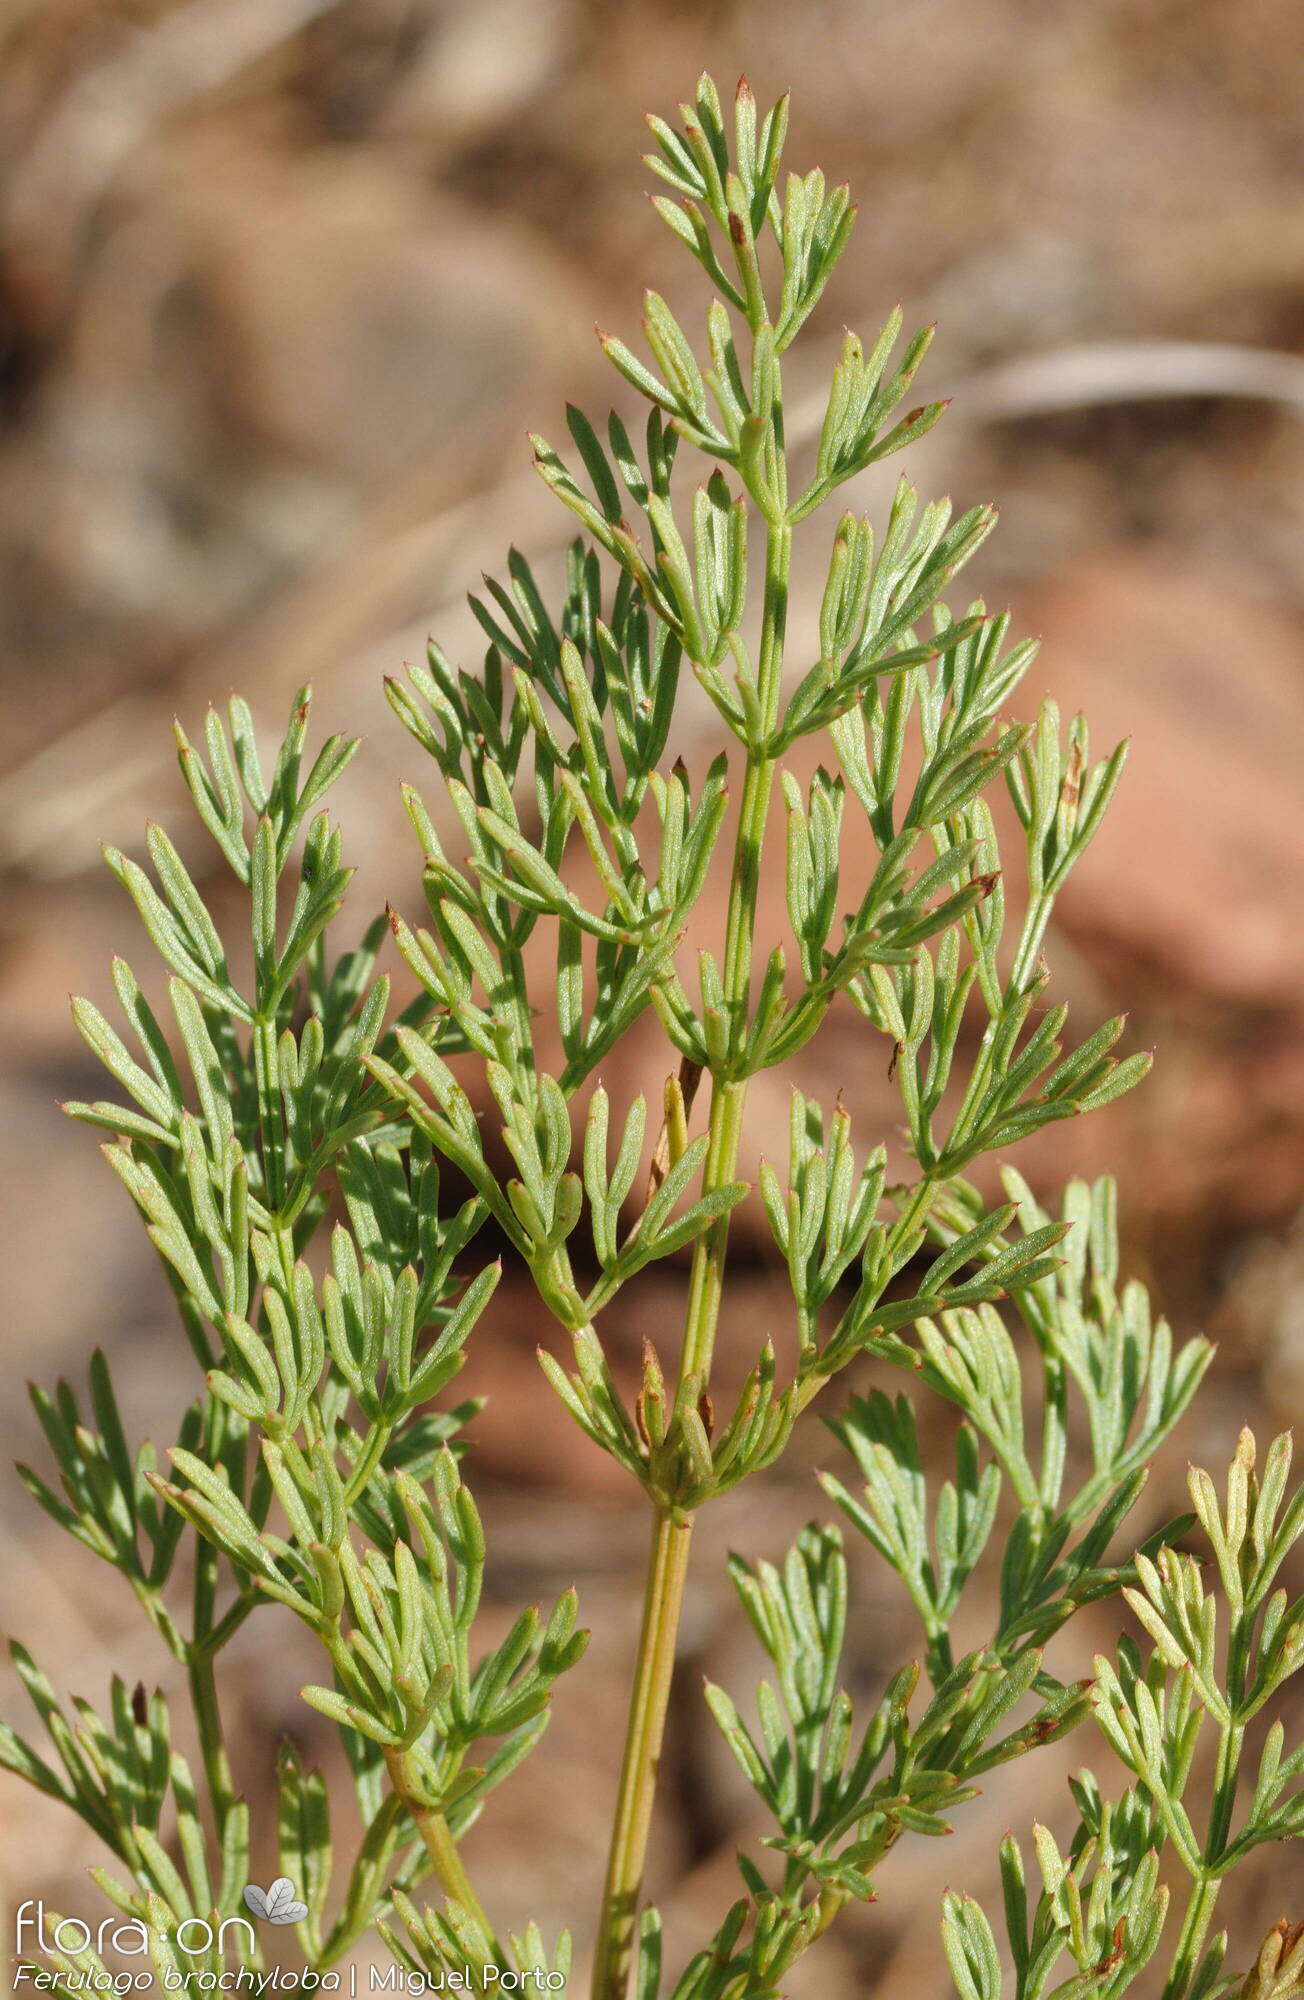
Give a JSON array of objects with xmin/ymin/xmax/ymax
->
[{"xmin": 6, "ymin": 66, "xmax": 1300, "ymax": 2000}]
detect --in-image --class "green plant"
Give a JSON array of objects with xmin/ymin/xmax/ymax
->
[{"xmin": 6, "ymin": 69, "xmax": 1302, "ymax": 2000}]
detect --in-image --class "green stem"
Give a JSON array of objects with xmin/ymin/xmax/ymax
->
[
  {"xmin": 1009, "ymin": 888, "xmax": 1055, "ymax": 995},
  {"xmin": 589, "ymin": 1511, "xmax": 693, "ymax": 2000},
  {"xmin": 133, "ymin": 1579, "xmax": 188, "ymax": 1662},
  {"xmin": 591, "ymin": 514, "xmax": 790, "ymax": 2000},
  {"xmin": 189, "ymin": 1540, "xmax": 236, "ymax": 1838},
  {"xmin": 677, "ymin": 1079, "xmax": 747, "ymax": 1384},
  {"xmin": 680, "ymin": 520, "xmax": 790, "ymax": 1392},
  {"xmin": 1207, "ymin": 1715, "xmax": 1244, "ymax": 1860},
  {"xmin": 1160, "ymin": 1877, "xmax": 1220, "ymax": 2000},
  {"xmin": 1162, "ymin": 1710, "xmax": 1241, "ymax": 2000},
  {"xmin": 383, "ymin": 1746, "xmax": 500, "ymax": 1953},
  {"xmin": 188, "ymin": 1653, "xmax": 235, "ymax": 1829}
]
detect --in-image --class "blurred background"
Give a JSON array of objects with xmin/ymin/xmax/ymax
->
[{"xmin": 2, "ymin": 0, "xmax": 1303, "ymax": 1991}]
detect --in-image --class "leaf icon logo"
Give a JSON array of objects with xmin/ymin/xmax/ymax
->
[{"xmin": 243, "ymin": 1878, "xmax": 309, "ymax": 1926}]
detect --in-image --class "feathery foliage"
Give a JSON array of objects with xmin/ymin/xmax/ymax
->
[{"xmin": 5, "ymin": 69, "xmax": 1297, "ymax": 2000}]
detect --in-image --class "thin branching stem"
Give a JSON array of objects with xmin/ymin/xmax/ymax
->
[
  {"xmin": 592, "ymin": 504, "xmax": 791, "ymax": 1998},
  {"xmin": 383, "ymin": 1746, "xmax": 499, "ymax": 1952},
  {"xmin": 590, "ymin": 1512, "xmax": 693, "ymax": 1999}
]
